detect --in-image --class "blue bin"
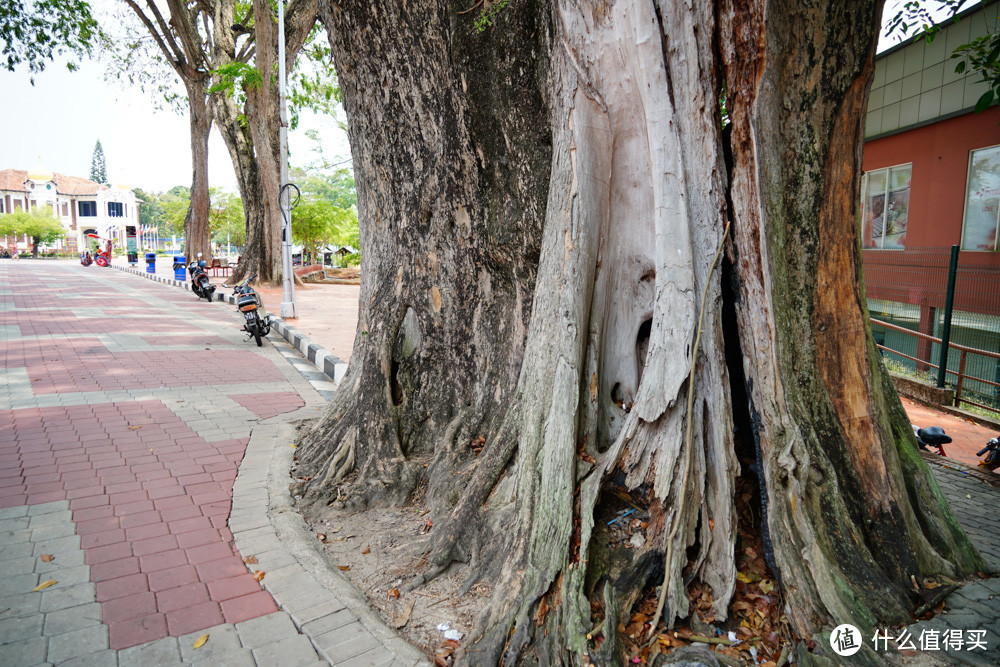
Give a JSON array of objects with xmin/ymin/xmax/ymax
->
[
  {"xmin": 172, "ymin": 255, "xmax": 186, "ymax": 281},
  {"xmin": 145, "ymin": 253, "xmax": 156, "ymax": 273}
]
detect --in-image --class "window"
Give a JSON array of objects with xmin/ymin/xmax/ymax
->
[
  {"xmin": 961, "ymin": 145, "xmax": 1000, "ymax": 251},
  {"xmin": 862, "ymin": 164, "xmax": 911, "ymax": 249},
  {"xmin": 108, "ymin": 202, "xmax": 123, "ymax": 217},
  {"xmin": 78, "ymin": 201, "xmax": 96, "ymax": 217}
]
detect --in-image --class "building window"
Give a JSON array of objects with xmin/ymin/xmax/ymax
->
[
  {"xmin": 862, "ymin": 164, "xmax": 911, "ymax": 249},
  {"xmin": 79, "ymin": 201, "xmax": 96, "ymax": 217},
  {"xmin": 108, "ymin": 202, "xmax": 123, "ymax": 217},
  {"xmin": 961, "ymin": 145, "xmax": 1000, "ymax": 251}
]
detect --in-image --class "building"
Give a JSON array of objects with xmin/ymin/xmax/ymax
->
[
  {"xmin": 861, "ymin": 0, "xmax": 1000, "ymax": 407},
  {"xmin": 0, "ymin": 161, "xmax": 139, "ymax": 253}
]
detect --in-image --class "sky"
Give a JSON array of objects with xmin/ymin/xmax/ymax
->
[
  {"xmin": 0, "ymin": 1, "xmax": 966, "ymax": 194},
  {"xmin": 0, "ymin": 1, "xmax": 350, "ymax": 194}
]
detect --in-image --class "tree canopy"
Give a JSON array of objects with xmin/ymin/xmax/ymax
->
[
  {"xmin": 0, "ymin": 207, "xmax": 66, "ymax": 256},
  {"xmin": 1, "ymin": 0, "xmax": 98, "ymax": 81}
]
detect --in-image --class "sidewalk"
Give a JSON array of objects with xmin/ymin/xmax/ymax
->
[
  {"xmin": 17, "ymin": 257, "xmax": 1000, "ymax": 663},
  {"xmin": 0, "ymin": 260, "xmax": 424, "ymax": 666}
]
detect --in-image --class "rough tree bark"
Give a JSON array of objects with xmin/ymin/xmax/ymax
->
[
  {"xmin": 298, "ymin": 0, "xmax": 984, "ymax": 663},
  {"xmin": 184, "ymin": 77, "xmax": 211, "ymax": 263}
]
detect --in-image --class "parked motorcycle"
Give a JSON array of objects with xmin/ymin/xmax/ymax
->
[
  {"xmin": 233, "ymin": 274, "xmax": 270, "ymax": 346},
  {"xmin": 977, "ymin": 437, "xmax": 1000, "ymax": 471},
  {"xmin": 913, "ymin": 425, "xmax": 952, "ymax": 457},
  {"xmin": 188, "ymin": 253, "xmax": 216, "ymax": 302}
]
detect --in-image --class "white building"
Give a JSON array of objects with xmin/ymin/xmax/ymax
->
[{"xmin": 0, "ymin": 161, "xmax": 139, "ymax": 252}]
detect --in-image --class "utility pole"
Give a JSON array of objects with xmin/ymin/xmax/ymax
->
[{"xmin": 278, "ymin": 0, "xmax": 296, "ymax": 319}]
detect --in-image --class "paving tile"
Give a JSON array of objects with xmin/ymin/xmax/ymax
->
[
  {"xmin": 177, "ymin": 622, "xmax": 243, "ymax": 661},
  {"xmin": 96, "ymin": 572, "xmax": 149, "ymax": 602},
  {"xmin": 207, "ymin": 574, "xmax": 262, "ymax": 602},
  {"xmin": 46, "ymin": 624, "xmax": 109, "ymax": 664},
  {"xmin": 156, "ymin": 582, "xmax": 210, "ymax": 614},
  {"xmin": 0, "ymin": 636, "xmax": 48, "ymax": 666},
  {"xmin": 314, "ymin": 620, "xmax": 381, "ymax": 660},
  {"xmin": 235, "ymin": 611, "xmax": 298, "ymax": 648},
  {"xmin": 164, "ymin": 600, "xmax": 224, "ymax": 637},
  {"xmin": 0, "ymin": 613, "xmax": 44, "ymax": 643},
  {"xmin": 89, "ymin": 556, "xmax": 141, "ymax": 583},
  {"xmin": 107, "ymin": 611, "xmax": 168, "ymax": 650},
  {"xmin": 43, "ymin": 602, "xmax": 104, "ymax": 636},
  {"xmin": 59, "ymin": 648, "xmax": 119, "ymax": 667},
  {"xmin": 338, "ymin": 646, "xmax": 397, "ymax": 667},
  {"xmin": 117, "ymin": 635, "xmax": 181, "ymax": 666},
  {"xmin": 38, "ymin": 582, "xmax": 97, "ymax": 614},
  {"xmin": 251, "ymin": 634, "xmax": 319, "ymax": 666}
]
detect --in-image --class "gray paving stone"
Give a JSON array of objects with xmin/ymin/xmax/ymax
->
[
  {"xmin": 178, "ymin": 623, "xmax": 242, "ymax": 662},
  {"xmin": 337, "ymin": 646, "xmax": 397, "ymax": 667},
  {"xmin": 291, "ymin": 598, "xmax": 349, "ymax": 627},
  {"xmin": 251, "ymin": 635, "xmax": 319, "ymax": 666},
  {"xmin": 59, "ymin": 648, "xmax": 118, "ymax": 667},
  {"xmin": 27, "ymin": 501, "xmax": 70, "ymax": 516},
  {"xmin": 46, "ymin": 624, "xmax": 109, "ymax": 664},
  {"xmin": 28, "ymin": 511, "xmax": 74, "ymax": 529},
  {"xmin": 0, "ymin": 591, "xmax": 43, "ymax": 619},
  {"xmin": 0, "ymin": 516, "xmax": 32, "ymax": 532},
  {"xmin": 0, "ymin": 505, "xmax": 29, "ymax": 520},
  {"xmin": 117, "ymin": 635, "xmax": 182, "ymax": 666},
  {"xmin": 236, "ymin": 612, "xmax": 298, "ymax": 648},
  {"xmin": 1, "ymin": 541, "xmax": 38, "ymax": 559},
  {"xmin": 37, "ymin": 565, "xmax": 92, "ymax": 589},
  {"xmin": 190, "ymin": 648, "xmax": 256, "ymax": 666},
  {"xmin": 2, "ymin": 527, "xmax": 33, "ymax": 543},
  {"xmin": 10, "ymin": 555, "xmax": 39, "ymax": 575},
  {"xmin": 314, "ymin": 621, "xmax": 380, "ymax": 660},
  {"xmin": 43, "ymin": 602, "xmax": 104, "ymax": 636},
  {"xmin": 302, "ymin": 609, "xmax": 356, "ymax": 637},
  {"xmin": 0, "ymin": 571, "xmax": 40, "ymax": 597},
  {"xmin": 31, "ymin": 522, "xmax": 79, "ymax": 541},
  {"xmin": 0, "ymin": 636, "xmax": 48, "ymax": 666},
  {"xmin": 35, "ymin": 549, "xmax": 85, "ymax": 571},
  {"xmin": 39, "ymin": 582, "xmax": 96, "ymax": 613},
  {"xmin": 280, "ymin": 582, "xmax": 338, "ymax": 613},
  {"xmin": 0, "ymin": 612, "xmax": 44, "ymax": 643}
]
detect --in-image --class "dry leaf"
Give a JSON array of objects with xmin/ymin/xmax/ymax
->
[
  {"xmin": 338, "ymin": 565, "xmax": 351, "ymax": 571},
  {"xmin": 289, "ymin": 444, "xmax": 298, "ymax": 449},
  {"xmin": 708, "ymin": 519, "xmax": 715, "ymax": 530},
  {"xmin": 253, "ymin": 571, "xmax": 265, "ymax": 581},
  {"xmin": 193, "ymin": 634, "xmax": 209, "ymax": 649},
  {"xmin": 243, "ymin": 556, "xmax": 258, "ymax": 565},
  {"xmin": 40, "ymin": 554, "xmax": 54, "ymax": 563},
  {"xmin": 392, "ymin": 599, "xmax": 415, "ymax": 629},
  {"xmin": 128, "ymin": 426, "xmax": 142, "ymax": 430},
  {"xmin": 317, "ymin": 533, "xmax": 327, "ymax": 542},
  {"xmin": 759, "ymin": 579, "xmax": 775, "ymax": 594},
  {"xmin": 362, "ymin": 546, "xmax": 371, "ymax": 555},
  {"xmin": 389, "ymin": 588, "xmax": 400, "ymax": 598},
  {"xmin": 924, "ymin": 581, "xmax": 942, "ymax": 589},
  {"xmin": 33, "ymin": 580, "xmax": 57, "ymax": 591}
]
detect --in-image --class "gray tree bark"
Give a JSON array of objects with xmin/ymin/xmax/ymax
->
[
  {"xmin": 183, "ymin": 77, "xmax": 211, "ymax": 263},
  {"xmin": 298, "ymin": 0, "xmax": 984, "ymax": 663}
]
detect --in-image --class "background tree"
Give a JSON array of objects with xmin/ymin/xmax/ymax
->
[
  {"xmin": 89, "ymin": 139, "xmax": 107, "ymax": 184},
  {"xmin": 133, "ymin": 186, "xmax": 164, "ymax": 231},
  {"xmin": 0, "ymin": 208, "xmax": 65, "ymax": 257},
  {"xmin": 1, "ymin": 0, "xmax": 98, "ymax": 82},
  {"xmin": 296, "ymin": 0, "xmax": 983, "ymax": 663},
  {"xmin": 158, "ymin": 186, "xmax": 191, "ymax": 240},
  {"xmin": 208, "ymin": 188, "xmax": 246, "ymax": 251}
]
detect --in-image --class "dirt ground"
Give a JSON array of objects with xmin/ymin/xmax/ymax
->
[{"xmin": 297, "ymin": 499, "xmax": 486, "ymax": 662}]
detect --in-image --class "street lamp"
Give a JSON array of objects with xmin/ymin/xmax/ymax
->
[{"xmin": 278, "ymin": 0, "xmax": 296, "ymax": 319}]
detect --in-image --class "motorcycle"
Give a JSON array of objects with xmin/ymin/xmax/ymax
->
[
  {"xmin": 914, "ymin": 425, "xmax": 952, "ymax": 457},
  {"xmin": 233, "ymin": 274, "xmax": 270, "ymax": 347},
  {"xmin": 188, "ymin": 254, "xmax": 216, "ymax": 302},
  {"xmin": 977, "ymin": 437, "xmax": 1000, "ymax": 471}
]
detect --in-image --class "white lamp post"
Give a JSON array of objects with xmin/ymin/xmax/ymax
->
[{"xmin": 278, "ymin": 0, "xmax": 296, "ymax": 319}]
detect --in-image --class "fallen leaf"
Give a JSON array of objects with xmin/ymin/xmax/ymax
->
[
  {"xmin": 708, "ymin": 519, "xmax": 715, "ymax": 531},
  {"xmin": 289, "ymin": 444, "xmax": 298, "ymax": 449},
  {"xmin": 128, "ymin": 426, "xmax": 142, "ymax": 430},
  {"xmin": 392, "ymin": 599, "xmax": 415, "ymax": 628},
  {"xmin": 193, "ymin": 634, "xmax": 209, "ymax": 649},
  {"xmin": 253, "ymin": 571, "xmax": 265, "ymax": 581},
  {"xmin": 317, "ymin": 533, "xmax": 327, "ymax": 542},
  {"xmin": 924, "ymin": 581, "xmax": 942, "ymax": 589},
  {"xmin": 33, "ymin": 580, "xmax": 57, "ymax": 591},
  {"xmin": 338, "ymin": 565, "xmax": 351, "ymax": 571},
  {"xmin": 389, "ymin": 588, "xmax": 400, "ymax": 598},
  {"xmin": 40, "ymin": 554, "xmax": 54, "ymax": 563},
  {"xmin": 736, "ymin": 571, "xmax": 752, "ymax": 584},
  {"xmin": 759, "ymin": 579, "xmax": 775, "ymax": 594},
  {"xmin": 243, "ymin": 556, "xmax": 258, "ymax": 565},
  {"xmin": 362, "ymin": 546, "xmax": 371, "ymax": 555}
]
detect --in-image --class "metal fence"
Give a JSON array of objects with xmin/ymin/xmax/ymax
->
[{"xmin": 863, "ymin": 247, "xmax": 1000, "ymax": 414}]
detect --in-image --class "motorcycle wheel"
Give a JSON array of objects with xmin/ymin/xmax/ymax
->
[
  {"xmin": 204, "ymin": 287, "xmax": 214, "ymax": 302},
  {"xmin": 252, "ymin": 316, "xmax": 262, "ymax": 347}
]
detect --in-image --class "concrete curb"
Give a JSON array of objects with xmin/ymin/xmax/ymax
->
[
  {"xmin": 112, "ymin": 263, "xmax": 349, "ymax": 387},
  {"xmin": 232, "ymin": 407, "xmax": 429, "ymax": 666}
]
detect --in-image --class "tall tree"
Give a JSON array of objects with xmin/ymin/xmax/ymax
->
[
  {"xmin": 89, "ymin": 139, "xmax": 107, "ymax": 184},
  {"xmin": 297, "ymin": 0, "xmax": 984, "ymax": 663},
  {"xmin": 119, "ymin": 0, "xmax": 212, "ymax": 263}
]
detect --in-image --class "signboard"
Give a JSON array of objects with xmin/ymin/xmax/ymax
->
[{"xmin": 126, "ymin": 225, "xmax": 138, "ymax": 264}]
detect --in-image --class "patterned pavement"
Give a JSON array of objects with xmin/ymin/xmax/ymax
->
[{"xmin": 0, "ymin": 259, "xmax": 330, "ymax": 664}]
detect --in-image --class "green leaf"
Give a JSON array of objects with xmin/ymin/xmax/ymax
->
[
  {"xmin": 955, "ymin": 61, "xmax": 966, "ymax": 74},
  {"xmin": 975, "ymin": 89, "xmax": 995, "ymax": 113}
]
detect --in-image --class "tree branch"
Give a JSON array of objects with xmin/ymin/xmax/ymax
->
[{"xmin": 122, "ymin": 0, "xmax": 186, "ymax": 71}]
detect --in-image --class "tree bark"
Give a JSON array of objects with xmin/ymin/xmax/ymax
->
[
  {"xmin": 299, "ymin": 0, "xmax": 984, "ymax": 663},
  {"xmin": 183, "ymin": 77, "xmax": 212, "ymax": 263}
]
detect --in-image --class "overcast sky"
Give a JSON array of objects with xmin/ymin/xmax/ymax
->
[{"xmin": 0, "ymin": 1, "xmax": 960, "ymax": 194}]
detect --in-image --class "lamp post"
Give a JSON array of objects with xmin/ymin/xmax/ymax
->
[{"xmin": 278, "ymin": 0, "xmax": 296, "ymax": 319}]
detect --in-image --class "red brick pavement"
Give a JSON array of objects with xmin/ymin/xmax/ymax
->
[{"xmin": 0, "ymin": 262, "xmax": 310, "ymax": 649}]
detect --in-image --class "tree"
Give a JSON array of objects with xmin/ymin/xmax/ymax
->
[
  {"xmin": 90, "ymin": 139, "xmax": 107, "ymax": 184},
  {"xmin": 290, "ymin": 195, "xmax": 355, "ymax": 264},
  {"xmin": 208, "ymin": 188, "xmax": 246, "ymax": 249},
  {"xmin": 0, "ymin": 208, "xmax": 65, "ymax": 257},
  {"xmin": 133, "ymin": 186, "xmax": 164, "ymax": 231},
  {"xmin": 296, "ymin": 0, "xmax": 984, "ymax": 663},
  {"xmin": 1, "ymin": 0, "xmax": 98, "ymax": 81}
]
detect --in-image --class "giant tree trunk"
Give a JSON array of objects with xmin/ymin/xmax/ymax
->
[
  {"xmin": 183, "ymin": 77, "xmax": 212, "ymax": 264},
  {"xmin": 299, "ymin": 0, "xmax": 984, "ymax": 663}
]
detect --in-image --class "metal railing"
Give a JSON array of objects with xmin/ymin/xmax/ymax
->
[{"xmin": 873, "ymin": 317, "xmax": 1000, "ymax": 415}]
